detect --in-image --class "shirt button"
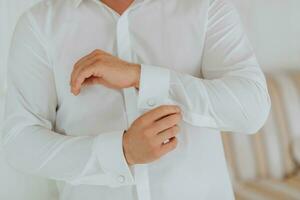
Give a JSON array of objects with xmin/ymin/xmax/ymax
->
[
  {"xmin": 117, "ymin": 175, "xmax": 126, "ymax": 183},
  {"xmin": 147, "ymin": 98, "xmax": 156, "ymax": 107}
]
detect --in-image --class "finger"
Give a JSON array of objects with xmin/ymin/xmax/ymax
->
[
  {"xmin": 160, "ymin": 137, "xmax": 178, "ymax": 155},
  {"xmin": 152, "ymin": 113, "xmax": 182, "ymax": 133},
  {"xmin": 73, "ymin": 51, "xmax": 96, "ymax": 70},
  {"xmin": 70, "ymin": 50, "xmax": 100, "ymax": 85},
  {"xmin": 82, "ymin": 76, "xmax": 101, "ymax": 86},
  {"xmin": 156, "ymin": 125, "xmax": 180, "ymax": 144},
  {"xmin": 70, "ymin": 49, "xmax": 109, "ymax": 87},
  {"xmin": 74, "ymin": 49, "xmax": 107, "ymax": 70},
  {"xmin": 82, "ymin": 76, "xmax": 116, "ymax": 89},
  {"xmin": 72, "ymin": 65, "xmax": 100, "ymax": 95},
  {"xmin": 139, "ymin": 105, "xmax": 181, "ymax": 125},
  {"xmin": 71, "ymin": 56, "xmax": 99, "ymax": 89}
]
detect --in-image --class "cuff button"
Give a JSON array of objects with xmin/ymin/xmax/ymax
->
[
  {"xmin": 117, "ymin": 175, "xmax": 126, "ymax": 183},
  {"xmin": 147, "ymin": 98, "xmax": 156, "ymax": 107}
]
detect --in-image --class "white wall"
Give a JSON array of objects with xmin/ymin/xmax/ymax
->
[
  {"xmin": 0, "ymin": 0, "xmax": 299, "ymax": 199},
  {"xmin": 232, "ymin": 0, "xmax": 300, "ymax": 71}
]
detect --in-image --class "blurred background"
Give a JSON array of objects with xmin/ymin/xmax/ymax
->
[{"xmin": 0, "ymin": 0, "xmax": 300, "ymax": 199}]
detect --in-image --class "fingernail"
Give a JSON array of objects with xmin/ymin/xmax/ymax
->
[{"xmin": 71, "ymin": 88, "xmax": 77, "ymax": 96}]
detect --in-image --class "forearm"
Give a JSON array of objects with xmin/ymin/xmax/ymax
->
[
  {"xmin": 136, "ymin": 64, "xmax": 270, "ymax": 133},
  {"xmin": 2, "ymin": 119, "xmax": 134, "ymax": 187}
]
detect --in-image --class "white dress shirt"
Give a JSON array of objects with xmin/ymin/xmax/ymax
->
[{"xmin": 2, "ymin": 0, "xmax": 271, "ymax": 200}]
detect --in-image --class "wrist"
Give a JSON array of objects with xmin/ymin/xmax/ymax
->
[
  {"xmin": 130, "ymin": 64, "xmax": 141, "ymax": 89},
  {"xmin": 122, "ymin": 130, "xmax": 134, "ymax": 166}
]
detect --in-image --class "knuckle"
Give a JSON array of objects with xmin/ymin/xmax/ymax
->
[
  {"xmin": 92, "ymin": 49, "xmax": 102, "ymax": 54},
  {"xmin": 96, "ymin": 54, "xmax": 104, "ymax": 60}
]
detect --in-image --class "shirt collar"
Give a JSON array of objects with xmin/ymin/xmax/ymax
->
[{"xmin": 73, "ymin": 0, "xmax": 146, "ymax": 8}]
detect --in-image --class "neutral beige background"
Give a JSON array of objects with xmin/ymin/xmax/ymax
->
[{"xmin": 0, "ymin": 0, "xmax": 299, "ymax": 199}]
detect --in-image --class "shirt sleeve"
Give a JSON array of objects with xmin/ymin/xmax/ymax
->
[
  {"xmin": 137, "ymin": 0, "xmax": 271, "ymax": 134},
  {"xmin": 1, "ymin": 12, "xmax": 134, "ymax": 188}
]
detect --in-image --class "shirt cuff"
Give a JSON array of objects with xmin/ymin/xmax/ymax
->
[
  {"xmin": 93, "ymin": 130, "xmax": 135, "ymax": 187},
  {"xmin": 137, "ymin": 64, "xmax": 170, "ymax": 110}
]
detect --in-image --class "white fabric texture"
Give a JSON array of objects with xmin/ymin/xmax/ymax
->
[{"xmin": 1, "ymin": 0, "xmax": 270, "ymax": 200}]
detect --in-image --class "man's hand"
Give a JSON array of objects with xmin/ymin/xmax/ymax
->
[
  {"xmin": 123, "ymin": 105, "xmax": 182, "ymax": 165},
  {"xmin": 70, "ymin": 49, "xmax": 141, "ymax": 95}
]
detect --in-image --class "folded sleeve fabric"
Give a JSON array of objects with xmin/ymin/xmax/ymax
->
[
  {"xmin": 137, "ymin": 0, "xmax": 271, "ymax": 134},
  {"xmin": 1, "ymin": 12, "xmax": 134, "ymax": 188}
]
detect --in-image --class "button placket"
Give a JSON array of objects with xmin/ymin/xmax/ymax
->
[
  {"xmin": 147, "ymin": 98, "xmax": 156, "ymax": 107},
  {"xmin": 116, "ymin": 9, "xmax": 151, "ymax": 200}
]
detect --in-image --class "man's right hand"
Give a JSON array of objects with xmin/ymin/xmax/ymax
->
[{"xmin": 123, "ymin": 105, "xmax": 182, "ymax": 165}]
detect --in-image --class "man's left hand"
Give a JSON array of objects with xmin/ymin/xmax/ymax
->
[{"xmin": 70, "ymin": 49, "xmax": 141, "ymax": 95}]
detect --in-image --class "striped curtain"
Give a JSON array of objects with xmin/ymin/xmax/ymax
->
[{"xmin": 222, "ymin": 71, "xmax": 300, "ymax": 182}]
